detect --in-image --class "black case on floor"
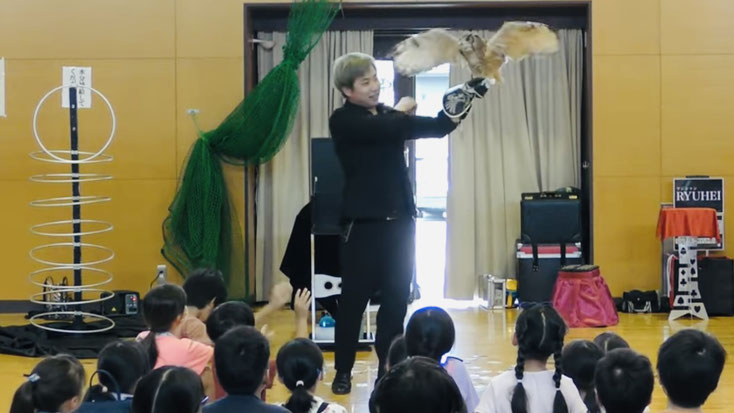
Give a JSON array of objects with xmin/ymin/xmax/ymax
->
[
  {"xmin": 698, "ymin": 257, "xmax": 734, "ymax": 316},
  {"xmin": 517, "ymin": 243, "xmax": 583, "ymax": 304}
]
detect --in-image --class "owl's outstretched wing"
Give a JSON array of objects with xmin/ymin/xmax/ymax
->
[
  {"xmin": 390, "ymin": 29, "xmax": 463, "ymax": 76},
  {"xmin": 486, "ymin": 21, "xmax": 559, "ymax": 61}
]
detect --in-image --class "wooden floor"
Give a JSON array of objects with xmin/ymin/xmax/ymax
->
[{"xmin": 1, "ymin": 304, "xmax": 733, "ymax": 412}]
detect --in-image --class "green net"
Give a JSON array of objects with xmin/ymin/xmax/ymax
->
[{"xmin": 162, "ymin": 0, "xmax": 338, "ymax": 300}]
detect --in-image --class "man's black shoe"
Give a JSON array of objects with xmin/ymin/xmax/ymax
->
[{"xmin": 331, "ymin": 371, "xmax": 352, "ymax": 395}]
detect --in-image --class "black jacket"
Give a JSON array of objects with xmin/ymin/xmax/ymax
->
[{"xmin": 329, "ymin": 101, "xmax": 458, "ymax": 219}]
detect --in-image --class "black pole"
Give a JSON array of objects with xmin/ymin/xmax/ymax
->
[{"xmin": 69, "ymin": 88, "xmax": 83, "ymax": 325}]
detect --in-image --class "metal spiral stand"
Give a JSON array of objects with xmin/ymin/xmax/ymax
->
[{"xmin": 28, "ymin": 85, "xmax": 117, "ymax": 333}]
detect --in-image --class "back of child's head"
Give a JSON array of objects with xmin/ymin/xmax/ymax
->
[
  {"xmin": 85, "ymin": 340, "xmax": 151, "ymax": 402},
  {"xmin": 404, "ymin": 306, "xmax": 455, "ymax": 361},
  {"xmin": 10, "ymin": 354, "xmax": 85, "ymax": 413},
  {"xmin": 386, "ymin": 335, "xmax": 408, "ymax": 371},
  {"xmin": 657, "ymin": 329, "xmax": 726, "ymax": 408},
  {"xmin": 369, "ymin": 356, "xmax": 466, "ymax": 413},
  {"xmin": 131, "ymin": 366, "xmax": 204, "ymax": 413},
  {"xmin": 511, "ymin": 304, "xmax": 568, "ymax": 413},
  {"xmin": 183, "ymin": 268, "xmax": 228, "ymax": 309},
  {"xmin": 206, "ymin": 301, "xmax": 255, "ymax": 342},
  {"xmin": 140, "ymin": 283, "xmax": 187, "ymax": 367},
  {"xmin": 276, "ymin": 338, "xmax": 324, "ymax": 413},
  {"xmin": 593, "ymin": 332, "xmax": 629, "ymax": 353},
  {"xmin": 594, "ymin": 348, "xmax": 654, "ymax": 413},
  {"xmin": 215, "ymin": 325, "xmax": 270, "ymax": 396},
  {"xmin": 561, "ymin": 340, "xmax": 603, "ymax": 413}
]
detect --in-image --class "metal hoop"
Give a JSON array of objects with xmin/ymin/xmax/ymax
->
[
  {"xmin": 30, "ymin": 150, "xmax": 113, "ymax": 164},
  {"xmin": 30, "ymin": 288, "xmax": 115, "ymax": 306},
  {"xmin": 29, "ymin": 311, "xmax": 115, "ymax": 334},
  {"xmin": 30, "ymin": 173, "xmax": 113, "ymax": 183},
  {"xmin": 29, "ymin": 266, "xmax": 113, "ymax": 289},
  {"xmin": 32, "ymin": 85, "xmax": 116, "ymax": 163},
  {"xmin": 30, "ymin": 219, "xmax": 114, "ymax": 237},
  {"xmin": 29, "ymin": 242, "xmax": 115, "ymax": 267},
  {"xmin": 30, "ymin": 195, "xmax": 111, "ymax": 207}
]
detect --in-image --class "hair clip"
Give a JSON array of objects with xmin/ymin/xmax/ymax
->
[
  {"xmin": 25, "ymin": 373, "xmax": 41, "ymax": 383},
  {"xmin": 296, "ymin": 380, "xmax": 305, "ymax": 387}
]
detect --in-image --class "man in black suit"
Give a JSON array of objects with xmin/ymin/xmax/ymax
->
[{"xmin": 328, "ymin": 52, "xmax": 471, "ymax": 394}]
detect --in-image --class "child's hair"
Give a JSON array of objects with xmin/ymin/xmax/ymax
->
[
  {"xmin": 387, "ymin": 335, "xmax": 408, "ymax": 370},
  {"xmin": 131, "ymin": 366, "xmax": 204, "ymax": 413},
  {"xmin": 183, "ymin": 268, "xmax": 228, "ymax": 309},
  {"xmin": 140, "ymin": 284, "xmax": 187, "ymax": 367},
  {"xmin": 657, "ymin": 329, "xmax": 727, "ymax": 408},
  {"xmin": 404, "ymin": 306, "xmax": 455, "ymax": 361},
  {"xmin": 10, "ymin": 354, "xmax": 85, "ymax": 413},
  {"xmin": 369, "ymin": 356, "xmax": 466, "ymax": 413},
  {"xmin": 561, "ymin": 340, "xmax": 603, "ymax": 413},
  {"xmin": 85, "ymin": 340, "xmax": 151, "ymax": 402},
  {"xmin": 593, "ymin": 332, "xmax": 629, "ymax": 353},
  {"xmin": 276, "ymin": 338, "xmax": 324, "ymax": 413},
  {"xmin": 594, "ymin": 349, "xmax": 654, "ymax": 413},
  {"xmin": 214, "ymin": 325, "xmax": 270, "ymax": 396},
  {"xmin": 511, "ymin": 305, "xmax": 568, "ymax": 413},
  {"xmin": 206, "ymin": 301, "xmax": 256, "ymax": 342}
]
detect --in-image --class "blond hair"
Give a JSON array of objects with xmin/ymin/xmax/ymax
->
[{"xmin": 332, "ymin": 52, "xmax": 376, "ymax": 92}]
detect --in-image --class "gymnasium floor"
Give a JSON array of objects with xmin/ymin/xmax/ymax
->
[{"xmin": 0, "ymin": 305, "xmax": 732, "ymax": 412}]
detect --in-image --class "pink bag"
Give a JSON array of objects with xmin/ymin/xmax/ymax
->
[{"xmin": 552, "ymin": 265, "xmax": 619, "ymax": 327}]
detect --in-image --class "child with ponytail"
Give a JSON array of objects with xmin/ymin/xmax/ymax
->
[
  {"xmin": 10, "ymin": 354, "xmax": 85, "ymax": 413},
  {"xmin": 475, "ymin": 305, "xmax": 586, "ymax": 413},
  {"xmin": 136, "ymin": 284, "xmax": 214, "ymax": 398},
  {"xmin": 276, "ymin": 338, "xmax": 347, "ymax": 413}
]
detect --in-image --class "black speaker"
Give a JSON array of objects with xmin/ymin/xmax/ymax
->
[
  {"xmin": 311, "ymin": 138, "xmax": 344, "ymax": 235},
  {"xmin": 698, "ymin": 257, "xmax": 734, "ymax": 316},
  {"xmin": 100, "ymin": 290, "xmax": 140, "ymax": 316}
]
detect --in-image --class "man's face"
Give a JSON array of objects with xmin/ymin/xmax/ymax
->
[{"xmin": 342, "ymin": 65, "xmax": 380, "ymax": 110}]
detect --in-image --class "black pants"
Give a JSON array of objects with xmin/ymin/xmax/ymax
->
[{"xmin": 334, "ymin": 218, "xmax": 415, "ymax": 375}]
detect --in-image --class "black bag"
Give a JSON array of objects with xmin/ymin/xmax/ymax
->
[{"xmin": 621, "ymin": 290, "xmax": 660, "ymax": 313}]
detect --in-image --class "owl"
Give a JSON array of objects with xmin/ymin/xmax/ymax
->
[{"xmin": 390, "ymin": 21, "xmax": 560, "ymax": 83}]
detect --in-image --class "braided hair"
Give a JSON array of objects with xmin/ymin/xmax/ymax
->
[{"xmin": 510, "ymin": 305, "xmax": 569, "ymax": 413}]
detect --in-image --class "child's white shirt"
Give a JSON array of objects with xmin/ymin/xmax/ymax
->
[{"xmin": 475, "ymin": 369, "xmax": 587, "ymax": 413}]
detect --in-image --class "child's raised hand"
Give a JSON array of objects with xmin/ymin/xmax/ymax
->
[
  {"xmin": 269, "ymin": 281, "xmax": 293, "ymax": 307},
  {"xmin": 294, "ymin": 288, "xmax": 312, "ymax": 320}
]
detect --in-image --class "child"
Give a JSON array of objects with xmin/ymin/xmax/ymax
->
[
  {"xmin": 137, "ymin": 284, "xmax": 214, "ymax": 397},
  {"xmin": 593, "ymin": 332, "xmax": 629, "ymax": 353},
  {"xmin": 370, "ymin": 356, "xmax": 466, "ymax": 413},
  {"xmin": 205, "ymin": 289, "xmax": 312, "ymax": 401},
  {"xmin": 386, "ymin": 335, "xmax": 408, "ymax": 371},
  {"xmin": 594, "ymin": 348, "xmax": 654, "ymax": 413},
  {"xmin": 475, "ymin": 304, "xmax": 587, "ymax": 413},
  {"xmin": 78, "ymin": 340, "xmax": 150, "ymax": 412},
  {"xmin": 132, "ymin": 366, "xmax": 206, "ymax": 413},
  {"xmin": 10, "ymin": 354, "xmax": 85, "ymax": 413},
  {"xmin": 561, "ymin": 340, "xmax": 603, "ymax": 413},
  {"xmin": 657, "ymin": 329, "xmax": 726, "ymax": 413},
  {"xmin": 204, "ymin": 326, "xmax": 290, "ymax": 413},
  {"xmin": 404, "ymin": 306, "xmax": 479, "ymax": 412},
  {"xmin": 276, "ymin": 338, "xmax": 347, "ymax": 413},
  {"xmin": 180, "ymin": 268, "xmax": 229, "ymax": 345}
]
